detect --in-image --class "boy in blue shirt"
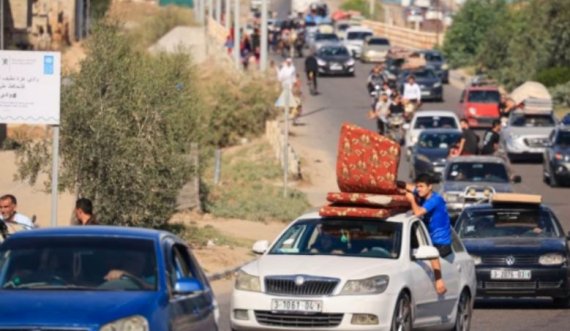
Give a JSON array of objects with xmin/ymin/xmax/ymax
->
[{"xmin": 404, "ymin": 173, "xmax": 452, "ymax": 295}]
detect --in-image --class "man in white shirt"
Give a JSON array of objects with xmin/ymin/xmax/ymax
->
[
  {"xmin": 0, "ymin": 194, "xmax": 34, "ymax": 236},
  {"xmin": 402, "ymin": 75, "xmax": 422, "ymax": 102},
  {"xmin": 277, "ymin": 58, "xmax": 297, "ymax": 90}
]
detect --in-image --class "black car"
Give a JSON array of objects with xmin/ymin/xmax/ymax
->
[
  {"xmin": 455, "ymin": 197, "xmax": 570, "ymax": 306},
  {"xmin": 418, "ymin": 50, "xmax": 450, "ymax": 83},
  {"xmin": 397, "ymin": 68, "xmax": 443, "ymax": 101},
  {"xmin": 543, "ymin": 125, "xmax": 570, "ymax": 187},
  {"xmin": 409, "ymin": 129, "xmax": 462, "ymax": 181},
  {"xmin": 315, "ymin": 45, "xmax": 355, "ymax": 76}
]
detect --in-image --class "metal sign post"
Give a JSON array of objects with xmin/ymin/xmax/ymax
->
[
  {"xmin": 275, "ymin": 87, "xmax": 298, "ymax": 198},
  {"xmin": 50, "ymin": 126, "xmax": 60, "ymax": 226}
]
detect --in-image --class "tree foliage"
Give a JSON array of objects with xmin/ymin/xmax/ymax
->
[{"xmin": 16, "ymin": 21, "xmax": 200, "ymax": 228}]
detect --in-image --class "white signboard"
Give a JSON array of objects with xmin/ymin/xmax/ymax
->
[{"xmin": 0, "ymin": 50, "xmax": 61, "ymax": 125}]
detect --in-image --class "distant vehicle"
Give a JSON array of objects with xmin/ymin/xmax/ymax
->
[
  {"xmin": 398, "ymin": 68, "xmax": 444, "ymax": 102},
  {"xmin": 333, "ymin": 20, "xmax": 360, "ymax": 40},
  {"xmin": 501, "ymin": 110, "xmax": 557, "ymax": 162},
  {"xmin": 562, "ymin": 112, "xmax": 570, "ymax": 126},
  {"xmin": 343, "ymin": 27, "xmax": 373, "ymax": 58},
  {"xmin": 417, "ymin": 50, "xmax": 449, "ymax": 83},
  {"xmin": 543, "ymin": 125, "xmax": 570, "ymax": 187},
  {"xmin": 455, "ymin": 194, "xmax": 570, "ymax": 307},
  {"xmin": 315, "ymin": 45, "xmax": 355, "ymax": 76},
  {"xmin": 310, "ymin": 32, "xmax": 341, "ymax": 51},
  {"xmin": 459, "ymin": 86, "xmax": 501, "ymax": 128},
  {"xmin": 231, "ymin": 211, "xmax": 476, "ymax": 331},
  {"xmin": 361, "ymin": 37, "xmax": 391, "ymax": 63},
  {"xmin": 0, "ymin": 226, "xmax": 219, "ymax": 331},
  {"xmin": 405, "ymin": 110, "xmax": 460, "ymax": 157},
  {"xmin": 409, "ymin": 128, "xmax": 463, "ymax": 180},
  {"xmin": 439, "ymin": 156, "xmax": 521, "ymax": 218}
]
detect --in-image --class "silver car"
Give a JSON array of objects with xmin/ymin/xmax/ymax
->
[
  {"xmin": 439, "ymin": 156, "xmax": 521, "ymax": 218},
  {"xmin": 500, "ymin": 110, "xmax": 557, "ymax": 161}
]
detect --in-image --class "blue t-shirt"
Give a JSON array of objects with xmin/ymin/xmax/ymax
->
[{"xmin": 417, "ymin": 192, "xmax": 452, "ymax": 245}]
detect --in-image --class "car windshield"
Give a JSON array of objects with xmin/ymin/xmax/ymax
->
[
  {"xmin": 457, "ymin": 208, "xmax": 560, "ymax": 238},
  {"xmin": 347, "ymin": 31, "xmax": 373, "ymax": 40},
  {"xmin": 510, "ymin": 113, "xmax": 555, "ymax": 127},
  {"xmin": 269, "ymin": 219, "xmax": 402, "ymax": 259},
  {"xmin": 368, "ymin": 38, "xmax": 390, "ymax": 46},
  {"xmin": 418, "ymin": 132, "xmax": 462, "ymax": 149},
  {"xmin": 445, "ymin": 162, "xmax": 509, "ymax": 183},
  {"xmin": 424, "ymin": 53, "xmax": 443, "ymax": 62},
  {"xmin": 404, "ymin": 69, "xmax": 436, "ymax": 79},
  {"xmin": 319, "ymin": 47, "xmax": 348, "ymax": 56},
  {"xmin": 467, "ymin": 90, "xmax": 500, "ymax": 103},
  {"xmin": 337, "ymin": 23, "xmax": 351, "ymax": 30},
  {"xmin": 316, "ymin": 33, "xmax": 338, "ymax": 41},
  {"xmin": 0, "ymin": 237, "xmax": 157, "ymax": 291},
  {"xmin": 556, "ymin": 131, "xmax": 570, "ymax": 145},
  {"xmin": 414, "ymin": 116, "xmax": 458, "ymax": 129}
]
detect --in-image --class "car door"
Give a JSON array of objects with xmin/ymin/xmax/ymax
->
[{"xmin": 166, "ymin": 241, "xmax": 217, "ymax": 331}]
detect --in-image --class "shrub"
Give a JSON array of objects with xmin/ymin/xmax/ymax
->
[
  {"xmin": 550, "ymin": 81, "xmax": 570, "ymax": 108},
  {"xmin": 535, "ymin": 67, "xmax": 570, "ymax": 87}
]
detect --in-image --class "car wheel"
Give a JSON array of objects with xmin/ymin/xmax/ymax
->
[
  {"xmin": 552, "ymin": 296, "xmax": 570, "ymax": 308},
  {"xmin": 451, "ymin": 290, "xmax": 472, "ymax": 331},
  {"xmin": 391, "ymin": 292, "xmax": 412, "ymax": 331}
]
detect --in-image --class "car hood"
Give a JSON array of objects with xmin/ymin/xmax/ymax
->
[
  {"xmin": 415, "ymin": 148, "xmax": 448, "ymax": 162},
  {"xmin": 462, "ymin": 237, "xmax": 567, "ymax": 256},
  {"xmin": 0, "ymin": 291, "xmax": 160, "ymax": 326},
  {"xmin": 442, "ymin": 181, "xmax": 512, "ymax": 193},
  {"xmin": 243, "ymin": 255, "xmax": 399, "ymax": 280},
  {"xmin": 317, "ymin": 55, "xmax": 351, "ymax": 62}
]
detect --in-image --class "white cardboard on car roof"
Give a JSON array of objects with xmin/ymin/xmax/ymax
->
[{"xmin": 510, "ymin": 81, "xmax": 552, "ymax": 113}]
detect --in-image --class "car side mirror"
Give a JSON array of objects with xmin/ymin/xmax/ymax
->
[
  {"xmin": 174, "ymin": 277, "xmax": 204, "ymax": 295},
  {"xmin": 252, "ymin": 240, "xmax": 270, "ymax": 255},
  {"xmin": 512, "ymin": 175, "xmax": 522, "ymax": 183},
  {"xmin": 413, "ymin": 245, "xmax": 440, "ymax": 260}
]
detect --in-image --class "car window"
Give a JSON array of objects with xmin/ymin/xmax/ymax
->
[
  {"xmin": 445, "ymin": 162, "xmax": 509, "ymax": 183},
  {"xmin": 0, "ymin": 237, "xmax": 157, "ymax": 291},
  {"xmin": 410, "ymin": 221, "xmax": 430, "ymax": 254},
  {"xmin": 368, "ymin": 38, "xmax": 390, "ymax": 46},
  {"xmin": 451, "ymin": 231, "xmax": 465, "ymax": 253},
  {"xmin": 555, "ymin": 131, "xmax": 570, "ymax": 145},
  {"xmin": 509, "ymin": 113, "xmax": 555, "ymax": 127},
  {"xmin": 269, "ymin": 219, "xmax": 402, "ymax": 259},
  {"xmin": 414, "ymin": 116, "xmax": 458, "ymax": 129},
  {"xmin": 316, "ymin": 33, "xmax": 338, "ymax": 41},
  {"xmin": 418, "ymin": 132, "xmax": 462, "ymax": 149},
  {"xmin": 318, "ymin": 47, "xmax": 349, "ymax": 56},
  {"xmin": 168, "ymin": 244, "xmax": 198, "ymax": 289},
  {"xmin": 467, "ymin": 90, "xmax": 500, "ymax": 103},
  {"xmin": 425, "ymin": 53, "xmax": 443, "ymax": 62},
  {"xmin": 346, "ymin": 31, "xmax": 373, "ymax": 40},
  {"xmin": 457, "ymin": 208, "xmax": 561, "ymax": 238}
]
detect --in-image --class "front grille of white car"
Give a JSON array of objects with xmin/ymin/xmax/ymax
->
[
  {"xmin": 480, "ymin": 281, "xmax": 563, "ymax": 290},
  {"xmin": 255, "ymin": 311, "xmax": 344, "ymax": 327},
  {"xmin": 265, "ymin": 275, "xmax": 339, "ymax": 296}
]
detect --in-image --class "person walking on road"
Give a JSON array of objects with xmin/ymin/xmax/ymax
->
[
  {"xmin": 405, "ymin": 174, "xmax": 452, "ymax": 295},
  {"xmin": 277, "ymin": 58, "xmax": 297, "ymax": 89},
  {"xmin": 75, "ymin": 198, "xmax": 97, "ymax": 225},
  {"xmin": 457, "ymin": 119, "xmax": 479, "ymax": 155},
  {"xmin": 0, "ymin": 194, "xmax": 35, "ymax": 237}
]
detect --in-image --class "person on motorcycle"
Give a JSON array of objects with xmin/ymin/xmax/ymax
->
[
  {"xmin": 367, "ymin": 65, "xmax": 385, "ymax": 95},
  {"xmin": 402, "ymin": 75, "xmax": 421, "ymax": 121},
  {"xmin": 304, "ymin": 50, "xmax": 319, "ymax": 94},
  {"xmin": 371, "ymin": 92, "xmax": 392, "ymax": 135},
  {"xmin": 389, "ymin": 94, "xmax": 405, "ymax": 115}
]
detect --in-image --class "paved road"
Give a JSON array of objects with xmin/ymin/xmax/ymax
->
[{"xmin": 213, "ymin": 2, "xmax": 570, "ymax": 330}]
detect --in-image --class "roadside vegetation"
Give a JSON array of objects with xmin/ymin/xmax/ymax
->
[
  {"xmin": 442, "ymin": 0, "xmax": 570, "ymax": 109},
  {"xmin": 340, "ymin": 0, "xmax": 383, "ymax": 21}
]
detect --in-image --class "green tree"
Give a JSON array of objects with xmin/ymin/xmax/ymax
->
[
  {"xmin": 16, "ymin": 21, "xmax": 200, "ymax": 228},
  {"xmin": 442, "ymin": 0, "xmax": 508, "ymax": 68}
]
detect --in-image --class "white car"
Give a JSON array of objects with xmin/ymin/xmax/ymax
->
[
  {"xmin": 405, "ymin": 110, "xmax": 461, "ymax": 159},
  {"xmin": 230, "ymin": 211, "xmax": 476, "ymax": 331},
  {"xmin": 343, "ymin": 27, "xmax": 373, "ymax": 58}
]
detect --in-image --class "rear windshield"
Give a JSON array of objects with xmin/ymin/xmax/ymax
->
[
  {"xmin": 556, "ymin": 131, "xmax": 570, "ymax": 145},
  {"xmin": 418, "ymin": 132, "xmax": 462, "ymax": 149},
  {"xmin": 457, "ymin": 208, "xmax": 561, "ymax": 238},
  {"xmin": 368, "ymin": 38, "xmax": 390, "ymax": 46},
  {"xmin": 347, "ymin": 31, "xmax": 373, "ymax": 40},
  {"xmin": 424, "ymin": 53, "xmax": 443, "ymax": 62},
  {"xmin": 510, "ymin": 113, "xmax": 555, "ymax": 127},
  {"xmin": 316, "ymin": 33, "xmax": 338, "ymax": 41},
  {"xmin": 414, "ymin": 116, "xmax": 458, "ymax": 129},
  {"xmin": 318, "ymin": 47, "xmax": 349, "ymax": 56},
  {"xmin": 467, "ymin": 90, "xmax": 500, "ymax": 103},
  {"xmin": 445, "ymin": 162, "xmax": 509, "ymax": 183}
]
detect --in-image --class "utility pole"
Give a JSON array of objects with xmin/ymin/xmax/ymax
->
[
  {"xmin": 1, "ymin": 0, "xmax": 5, "ymax": 50},
  {"xmin": 233, "ymin": 0, "xmax": 241, "ymax": 69},
  {"xmin": 216, "ymin": 0, "xmax": 222, "ymax": 22},
  {"xmin": 200, "ymin": 0, "xmax": 206, "ymax": 24},
  {"xmin": 369, "ymin": 0, "xmax": 375, "ymax": 19},
  {"xmin": 225, "ymin": 0, "xmax": 231, "ymax": 28},
  {"xmin": 260, "ymin": 0, "xmax": 268, "ymax": 71}
]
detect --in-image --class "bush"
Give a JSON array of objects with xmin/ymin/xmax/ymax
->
[
  {"xmin": 535, "ymin": 67, "xmax": 570, "ymax": 87},
  {"xmin": 550, "ymin": 81, "xmax": 570, "ymax": 108},
  {"xmin": 129, "ymin": 6, "xmax": 195, "ymax": 48},
  {"xmin": 340, "ymin": 0, "xmax": 383, "ymax": 20}
]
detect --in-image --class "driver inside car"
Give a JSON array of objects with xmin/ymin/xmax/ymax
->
[
  {"xmin": 310, "ymin": 229, "xmax": 346, "ymax": 254},
  {"xmin": 104, "ymin": 252, "xmax": 154, "ymax": 289}
]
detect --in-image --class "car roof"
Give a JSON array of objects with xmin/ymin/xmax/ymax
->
[
  {"xmin": 447, "ymin": 155, "xmax": 505, "ymax": 164},
  {"xmin": 346, "ymin": 27, "xmax": 373, "ymax": 32},
  {"xmin": 462, "ymin": 203, "xmax": 549, "ymax": 212},
  {"xmin": 294, "ymin": 211, "xmax": 414, "ymax": 225},
  {"xmin": 8, "ymin": 226, "xmax": 169, "ymax": 241},
  {"xmin": 414, "ymin": 110, "xmax": 459, "ymax": 118}
]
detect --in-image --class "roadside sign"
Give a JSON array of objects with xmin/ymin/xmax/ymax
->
[
  {"xmin": 0, "ymin": 50, "xmax": 61, "ymax": 125},
  {"xmin": 275, "ymin": 89, "xmax": 298, "ymax": 108}
]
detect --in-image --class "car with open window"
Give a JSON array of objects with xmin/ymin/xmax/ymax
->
[
  {"xmin": 230, "ymin": 211, "xmax": 476, "ymax": 331},
  {"xmin": 0, "ymin": 226, "xmax": 219, "ymax": 331},
  {"xmin": 409, "ymin": 128, "xmax": 463, "ymax": 181},
  {"xmin": 455, "ymin": 194, "xmax": 570, "ymax": 307}
]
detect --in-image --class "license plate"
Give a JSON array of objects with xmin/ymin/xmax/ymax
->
[
  {"xmin": 491, "ymin": 269, "xmax": 531, "ymax": 280},
  {"xmin": 271, "ymin": 299, "xmax": 323, "ymax": 312},
  {"xmin": 330, "ymin": 64, "xmax": 342, "ymax": 70},
  {"xmin": 421, "ymin": 91, "xmax": 431, "ymax": 96}
]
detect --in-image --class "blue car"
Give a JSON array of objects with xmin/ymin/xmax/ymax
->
[{"xmin": 0, "ymin": 226, "xmax": 219, "ymax": 330}]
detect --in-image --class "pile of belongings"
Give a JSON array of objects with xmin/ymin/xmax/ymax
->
[
  {"xmin": 510, "ymin": 81, "xmax": 553, "ymax": 113},
  {"xmin": 319, "ymin": 123, "xmax": 411, "ymax": 219}
]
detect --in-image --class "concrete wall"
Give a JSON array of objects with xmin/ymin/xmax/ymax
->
[
  {"xmin": 362, "ymin": 19, "xmax": 444, "ymax": 49},
  {"xmin": 265, "ymin": 120, "xmax": 302, "ymax": 179}
]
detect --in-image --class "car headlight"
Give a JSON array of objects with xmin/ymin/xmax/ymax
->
[
  {"xmin": 235, "ymin": 270, "xmax": 261, "ymax": 292},
  {"xmin": 442, "ymin": 63, "xmax": 449, "ymax": 70},
  {"xmin": 340, "ymin": 275, "xmax": 389, "ymax": 295},
  {"xmin": 317, "ymin": 59, "xmax": 326, "ymax": 66},
  {"xmin": 345, "ymin": 58, "xmax": 355, "ymax": 66},
  {"xmin": 100, "ymin": 316, "xmax": 148, "ymax": 331},
  {"xmin": 539, "ymin": 253, "xmax": 566, "ymax": 266},
  {"xmin": 433, "ymin": 82, "xmax": 442, "ymax": 88},
  {"xmin": 470, "ymin": 255, "xmax": 482, "ymax": 265},
  {"xmin": 444, "ymin": 193, "xmax": 459, "ymax": 203},
  {"xmin": 468, "ymin": 107, "xmax": 477, "ymax": 115}
]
